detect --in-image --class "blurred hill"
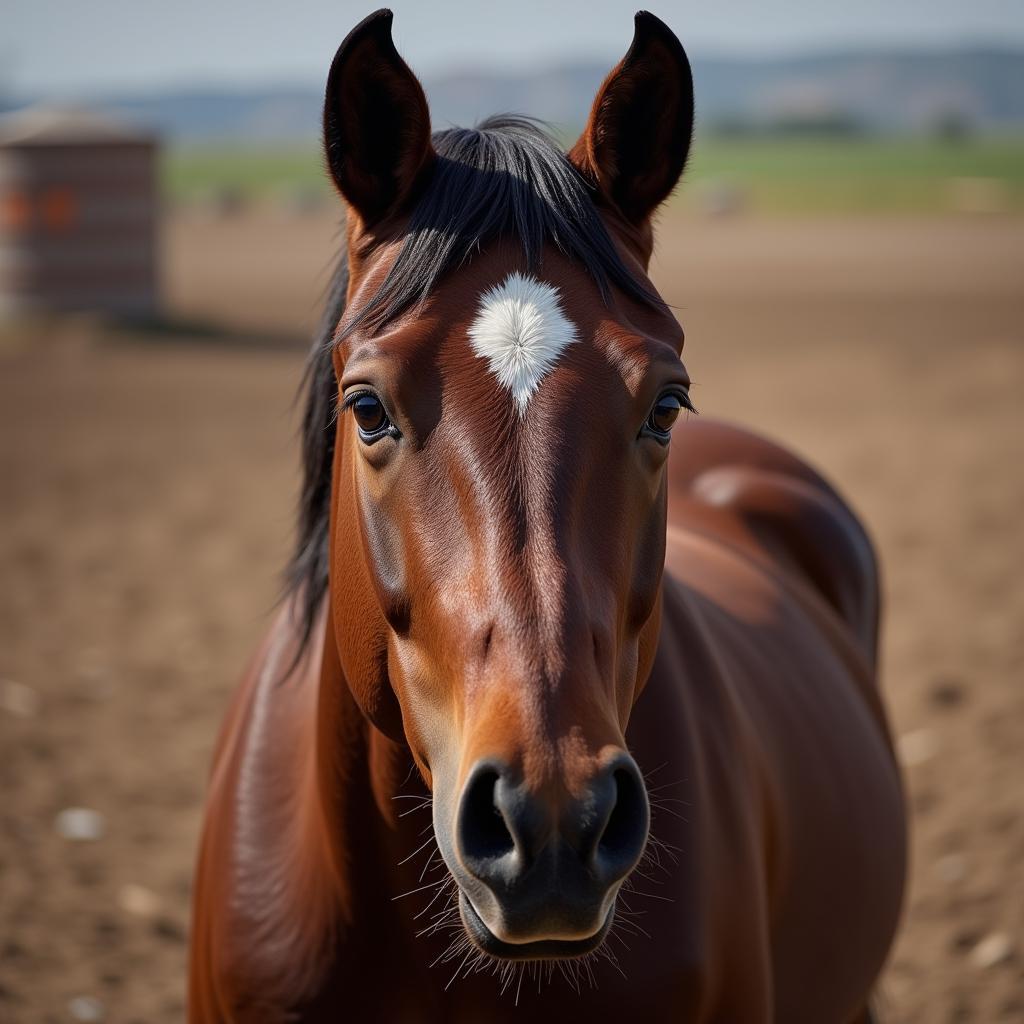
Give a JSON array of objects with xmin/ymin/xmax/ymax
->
[
  {"xmin": 429, "ymin": 48, "xmax": 1024, "ymax": 136},
  {"xmin": 4, "ymin": 47, "xmax": 1022, "ymax": 142}
]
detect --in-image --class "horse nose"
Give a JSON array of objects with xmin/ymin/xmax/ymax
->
[{"xmin": 456, "ymin": 754, "xmax": 649, "ymax": 899}]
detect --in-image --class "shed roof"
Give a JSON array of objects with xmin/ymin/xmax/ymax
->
[{"xmin": 0, "ymin": 106, "xmax": 156, "ymax": 147}]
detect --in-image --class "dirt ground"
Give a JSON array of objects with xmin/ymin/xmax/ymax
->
[{"xmin": 1, "ymin": 209, "xmax": 1022, "ymax": 1022}]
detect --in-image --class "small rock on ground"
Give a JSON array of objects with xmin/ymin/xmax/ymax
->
[
  {"xmin": 54, "ymin": 808, "xmax": 106, "ymax": 842},
  {"xmin": 68, "ymin": 995, "xmax": 105, "ymax": 1021},
  {"xmin": 117, "ymin": 884, "xmax": 160, "ymax": 917},
  {"xmin": 897, "ymin": 728, "xmax": 939, "ymax": 767},
  {"xmin": 971, "ymin": 932, "xmax": 1014, "ymax": 969},
  {"xmin": 0, "ymin": 679, "xmax": 40, "ymax": 718}
]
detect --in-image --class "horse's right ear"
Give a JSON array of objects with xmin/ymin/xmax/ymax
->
[{"xmin": 323, "ymin": 9, "xmax": 434, "ymax": 229}]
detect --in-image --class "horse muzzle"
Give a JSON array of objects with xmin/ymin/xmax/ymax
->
[{"xmin": 444, "ymin": 751, "xmax": 649, "ymax": 957}]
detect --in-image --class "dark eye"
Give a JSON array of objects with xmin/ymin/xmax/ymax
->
[
  {"xmin": 349, "ymin": 393, "xmax": 391, "ymax": 438},
  {"xmin": 644, "ymin": 392, "xmax": 690, "ymax": 439}
]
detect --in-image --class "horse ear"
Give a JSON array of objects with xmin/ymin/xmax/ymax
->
[
  {"xmin": 568, "ymin": 11, "xmax": 694, "ymax": 227},
  {"xmin": 323, "ymin": 9, "xmax": 434, "ymax": 228}
]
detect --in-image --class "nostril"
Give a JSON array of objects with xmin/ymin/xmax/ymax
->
[
  {"xmin": 595, "ymin": 765, "xmax": 649, "ymax": 878},
  {"xmin": 459, "ymin": 767, "xmax": 515, "ymax": 865},
  {"xmin": 600, "ymin": 769, "xmax": 643, "ymax": 854}
]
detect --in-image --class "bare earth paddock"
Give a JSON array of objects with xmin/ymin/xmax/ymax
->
[{"xmin": 1, "ymin": 210, "xmax": 1022, "ymax": 1022}]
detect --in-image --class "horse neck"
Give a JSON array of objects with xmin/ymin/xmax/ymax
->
[{"xmin": 312, "ymin": 605, "xmax": 432, "ymax": 918}]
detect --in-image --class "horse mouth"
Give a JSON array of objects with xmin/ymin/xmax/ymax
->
[{"xmin": 458, "ymin": 890, "xmax": 615, "ymax": 961}]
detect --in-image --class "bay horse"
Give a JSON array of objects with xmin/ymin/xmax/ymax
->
[{"xmin": 189, "ymin": 10, "xmax": 906, "ymax": 1022}]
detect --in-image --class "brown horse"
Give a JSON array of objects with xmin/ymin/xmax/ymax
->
[{"xmin": 189, "ymin": 10, "xmax": 906, "ymax": 1022}]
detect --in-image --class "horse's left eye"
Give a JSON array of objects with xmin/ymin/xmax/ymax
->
[
  {"xmin": 350, "ymin": 393, "xmax": 391, "ymax": 437},
  {"xmin": 644, "ymin": 392, "xmax": 691, "ymax": 439}
]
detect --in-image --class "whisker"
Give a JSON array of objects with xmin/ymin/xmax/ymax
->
[
  {"xmin": 623, "ymin": 887, "xmax": 675, "ymax": 903},
  {"xmin": 413, "ymin": 877, "xmax": 454, "ymax": 920},
  {"xmin": 430, "ymin": 934, "xmax": 464, "ymax": 970},
  {"xmin": 646, "ymin": 802, "xmax": 689, "ymax": 823},
  {"xmin": 398, "ymin": 803, "xmax": 433, "ymax": 818},
  {"xmin": 398, "ymin": 833, "xmax": 437, "ymax": 866},
  {"xmin": 641, "ymin": 760, "xmax": 670, "ymax": 780},
  {"xmin": 499, "ymin": 963, "xmax": 516, "ymax": 996},
  {"xmin": 596, "ymin": 943, "xmax": 627, "ymax": 979},
  {"xmin": 418, "ymin": 848, "xmax": 443, "ymax": 883},
  {"xmin": 391, "ymin": 878, "xmax": 447, "ymax": 901},
  {"xmin": 613, "ymin": 918, "xmax": 651, "ymax": 939},
  {"xmin": 556, "ymin": 960, "xmax": 580, "ymax": 995},
  {"xmin": 648, "ymin": 795, "xmax": 692, "ymax": 808},
  {"xmin": 646, "ymin": 833, "xmax": 682, "ymax": 857}
]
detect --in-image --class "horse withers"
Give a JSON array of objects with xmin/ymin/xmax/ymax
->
[{"xmin": 189, "ymin": 10, "xmax": 906, "ymax": 1021}]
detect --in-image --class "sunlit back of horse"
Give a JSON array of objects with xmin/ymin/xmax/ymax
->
[{"xmin": 189, "ymin": 9, "xmax": 906, "ymax": 1021}]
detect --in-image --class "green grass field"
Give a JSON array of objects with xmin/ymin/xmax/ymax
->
[{"xmin": 164, "ymin": 136, "xmax": 1024, "ymax": 215}]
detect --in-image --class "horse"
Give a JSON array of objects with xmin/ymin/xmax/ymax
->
[{"xmin": 188, "ymin": 10, "xmax": 906, "ymax": 1021}]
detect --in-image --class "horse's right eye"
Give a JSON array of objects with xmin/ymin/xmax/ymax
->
[{"xmin": 351, "ymin": 394, "xmax": 389, "ymax": 436}]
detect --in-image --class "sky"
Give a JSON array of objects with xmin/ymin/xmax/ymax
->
[{"xmin": 5, "ymin": 0, "xmax": 1024, "ymax": 96}]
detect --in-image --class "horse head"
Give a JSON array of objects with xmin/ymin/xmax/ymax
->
[{"xmin": 318, "ymin": 8, "xmax": 693, "ymax": 960}]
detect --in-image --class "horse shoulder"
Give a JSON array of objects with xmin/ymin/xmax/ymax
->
[
  {"xmin": 667, "ymin": 418, "xmax": 880, "ymax": 668},
  {"xmin": 659, "ymin": 419, "xmax": 903, "ymax": 1020}
]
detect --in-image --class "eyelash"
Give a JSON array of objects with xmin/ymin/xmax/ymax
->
[
  {"xmin": 339, "ymin": 390, "xmax": 367, "ymax": 413},
  {"xmin": 674, "ymin": 389, "xmax": 696, "ymax": 413}
]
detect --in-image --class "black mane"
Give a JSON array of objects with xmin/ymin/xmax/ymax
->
[{"xmin": 284, "ymin": 116, "xmax": 664, "ymax": 653}]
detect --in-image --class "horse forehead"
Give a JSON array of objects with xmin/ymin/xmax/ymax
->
[
  {"xmin": 463, "ymin": 266, "xmax": 677, "ymax": 373},
  {"xmin": 463, "ymin": 271, "xmax": 584, "ymax": 413},
  {"xmin": 342, "ymin": 256, "xmax": 682, "ymax": 400}
]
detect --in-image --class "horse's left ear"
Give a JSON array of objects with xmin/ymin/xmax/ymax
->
[
  {"xmin": 569, "ymin": 11, "xmax": 694, "ymax": 227},
  {"xmin": 323, "ymin": 9, "xmax": 434, "ymax": 229}
]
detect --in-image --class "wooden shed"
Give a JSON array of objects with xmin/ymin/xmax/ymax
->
[{"xmin": 0, "ymin": 107, "xmax": 159, "ymax": 317}]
